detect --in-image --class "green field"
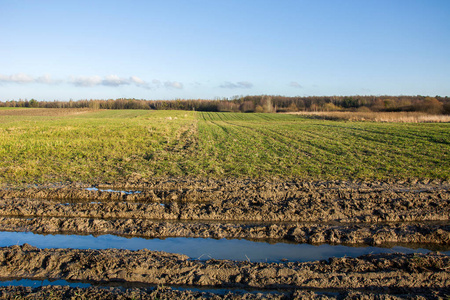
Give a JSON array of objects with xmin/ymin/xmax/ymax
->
[{"xmin": 0, "ymin": 109, "xmax": 449, "ymax": 184}]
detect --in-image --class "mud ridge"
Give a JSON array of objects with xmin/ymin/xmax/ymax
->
[
  {"xmin": 1, "ymin": 285, "xmax": 448, "ymax": 299},
  {"xmin": 0, "ymin": 285, "xmax": 287, "ymax": 300},
  {"xmin": 0, "ymin": 245, "xmax": 449, "ymax": 290},
  {"xmin": 0, "ymin": 182, "xmax": 449, "ymax": 223}
]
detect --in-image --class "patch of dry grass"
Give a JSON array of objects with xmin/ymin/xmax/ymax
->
[
  {"xmin": 0, "ymin": 108, "xmax": 96, "ymax": 117},
  {"xmin": 286, "ymin": 111, "xmax": 450, "ymax": 123}
]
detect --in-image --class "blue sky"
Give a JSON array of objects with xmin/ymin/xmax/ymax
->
[{"xmin": 1, "ymin": 0, "xmax": 449, "ymax": 101}]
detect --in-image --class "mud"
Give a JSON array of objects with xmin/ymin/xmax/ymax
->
[
  {"xmin": 1, "ymin": 179, "xmax": 449, "ymax": 223},
  {"xmin": 0, "ymin": 285, "xmax": 447, "ymax": 300},
  {"xmin": 1, "ymin": 179, "xmax": 449, "ymax": 298},
  {"xmin": 0, "ymin": 285, "xmax": 289, "ymax": 300},
  {"xmin": 0, "ymin": 245, "xmax": 449, "ymax": 298},
  {"xmin": 0, "ymin": 179, "xmax": 449, "ymax": 245}
]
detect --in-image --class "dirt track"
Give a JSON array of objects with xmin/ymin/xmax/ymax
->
[
  {"xmin": 0, "ymin": 179, "xmax": 449, "ymax": 298},
  {"xmin": 0, "ymin": 244, "xmax": 449, "ymax": 299}
]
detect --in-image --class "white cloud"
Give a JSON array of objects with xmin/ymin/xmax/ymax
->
[
  {"xmin": 71, "ymin": 75, "xmax": 138, "ymax": 87},
  {"xmin": 219, "ymin": 81, "xmax": 253, "ymax": 89},
  {"xmin": 36, "ymin": 74, "xmax": 60, "ymax": 84},
  {"xmin": 0, "ymin": 73, "xmax": 34, "ymax": 83},
  {"xmin": 11, "ymin": 73, "xmax": 34, "ymax": 83},
  {"xmin": 289, "ymin": 81, "xmax": 302, "ymax": 88},
  {"xmin": 130, "ymin": 76, "xmax": 145, "ymax": 85},
  {"xmin": 130, "ymin": 76, "xmax": 151, "ymax": 89},
  {"xmin": 0, "ymin": 73, "xmax": 61, "ymax": 85},
  {"xmin": 102, "ymin": 75, "xmax": 130, "ymax": 87},
  {"xmin": 0, "ymin": 73, "xmax": 183, "ymax": 90},
  {"xmin": 164, "ymin": 81, "xmax": 183, "ymax": 89},
  {"xmin": 70, "ymin": 75, "xmax": 103, "ymax": 87}
]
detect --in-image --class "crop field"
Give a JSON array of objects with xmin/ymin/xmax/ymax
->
[
  {"xmin": 198, "ymin": 111, "xmax": 449, "ymax": 179},
  {"xmin": 0, "ymin": 108, "xmax": 449, "ymax": 184}
]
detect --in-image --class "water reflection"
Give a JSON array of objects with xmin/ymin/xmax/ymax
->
[
  {"xmin": 85, "ymin": 187, "xmax": 141, "ymax": 194},
  {"xmin": 0, "ymin": 279, "xmax": 90, "ymax": 288},
  {"xmin": 0, "ymin": 231, "xmax": 447, "ymax": 263}
]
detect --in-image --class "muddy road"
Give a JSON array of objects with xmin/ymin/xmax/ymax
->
[{"xmin": 0, "ymin": 178, "xmax": 449, "ymax": 298}]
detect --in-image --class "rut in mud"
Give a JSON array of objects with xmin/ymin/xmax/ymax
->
[
  {"xmin": 0, "ymin": 245, "xmax": 449, "ymax": 299},
  {"xmin": 1, "ymin": 245, "xmax": 449, "ymax": 289},
  {"xmin": 4, "ymin": 285, "xmax": 445, "ymax": 300}
]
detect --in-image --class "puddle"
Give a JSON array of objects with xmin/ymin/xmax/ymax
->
[
  {"xmin": 170, "ymin": 286, "xmax": 284, "ymax": 296},
  {"xmin": 0, "ymin": 279, "xmax": 287, "ymax": 295},
  {"xmin": 0, "ymin": 231, "xmax": 448, "ymax": 263},
  {"xmin": 85, "ymin": 187, "xmax": 141, "ymax": 195},
  {"xmin": 0, "ymin": 279, "xmax": 91, "ymax": 288}
]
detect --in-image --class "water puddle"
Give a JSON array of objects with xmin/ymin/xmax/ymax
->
[
  {"xmin": 0, "ymin": 231, "xmax": 447, "ymax": 263},
  {"xmin": 85, "ymin": 187, "xmax": 141, "ymax": 195},
  {"xmin": 0, "ymin": 278, "xmax": 427, "ymax": 297},
  {"xmin": 0, "ymin": 279, "xmax": 288, "ymax": 295},
  {"xmin": 0, "ymin": 279, "xmax": 91, "ymax": 288}
]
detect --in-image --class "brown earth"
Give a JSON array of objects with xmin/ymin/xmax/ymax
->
[
  {"xmin": 0, "ymin": 179, "xmax": 448, "ymax": 245},
  {"xmin": 1, "ymin": 178, "xmax": 449, "ymax": 223},
  {"xmin": 0, "ymin": 285, "xmax": 289, "ymax": 300},
  {"xmin": 0, "ymin": 245, "xmax": 449, "ymax": 299},
  {"xmin": 0, "ymin": 179, "xmax": 449, "ymax": 298}
]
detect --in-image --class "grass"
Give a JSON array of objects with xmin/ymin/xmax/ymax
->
[
  {"xmin": 0, "ymin": 109, "xmax": 449, "ymax": 184},
  {"xmin": 288, "ymin": 111, "xmax": 450, "ymax": 123},
  {"xmin": 196, "ymin": 112, "xmax": 449, "ymax": 179},
  {"xmin": 0, "ymin": 109, "xmax": 196, "ymax": 184}
]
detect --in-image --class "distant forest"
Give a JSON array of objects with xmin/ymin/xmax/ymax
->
[{"xmin": 1, "ymin": 95, "xmax": 449, "ymax": 114}]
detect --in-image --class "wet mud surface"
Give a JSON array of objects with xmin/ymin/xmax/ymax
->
[
  {"xmin": 4, "ymin": 286, "xmax": 448, "ymax": 300},
  {"xmin": 0, "ymin": 179, "xmax": 449, "ymax": 245},
  {"xmin": 0, "ymin": 179, "xmax": 449, "ymax": 298},
  {"xmin": 0, "ymin": 286, "xmax": 448, "ymax": 300},
  {"xmin": 1, "ymin": 178, "xmax": 449, "ymax": 223},
  {"xmin": 0, "ymin": 244, "xmax": 449, "ymax": 299}
]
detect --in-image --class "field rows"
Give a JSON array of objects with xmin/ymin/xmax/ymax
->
[
  {"xmin": 0, "ymin": 109, "xmax": 449, "ymax": 184},
  {"xmin": 197, "ymin": 111, "xmax": 449, "ymax": 179}
]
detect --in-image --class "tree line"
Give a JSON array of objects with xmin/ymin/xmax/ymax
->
[{"xmin": 1, "ymin": 95, "xmax": 449, "ymax": 114}]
